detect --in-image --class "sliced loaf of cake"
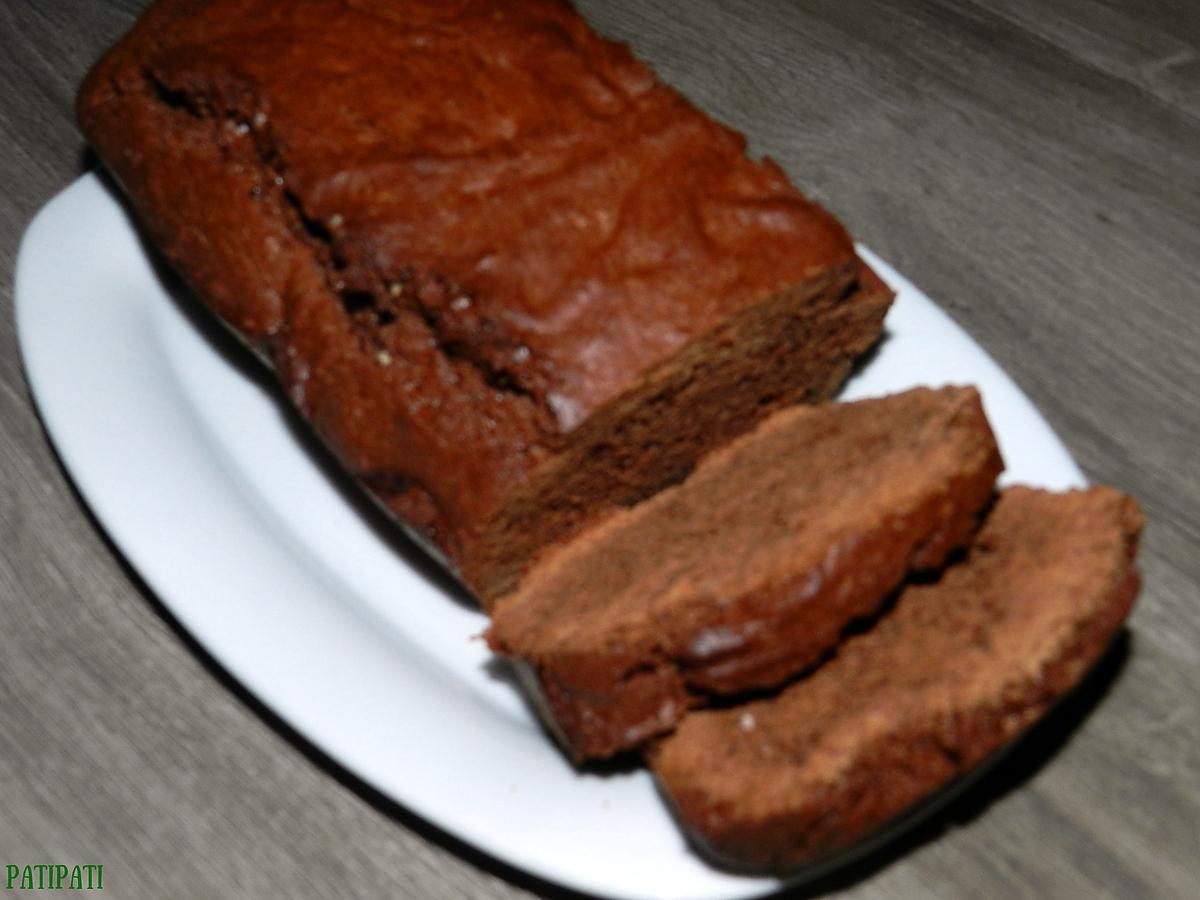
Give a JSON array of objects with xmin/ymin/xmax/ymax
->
[
  {"xmin": 488, "ymin": 386, "xmax": 1003, "ymax": 760},
  {"xmin": 649, "ymin": 486, "xmax": 1143, "ymax": 872}
]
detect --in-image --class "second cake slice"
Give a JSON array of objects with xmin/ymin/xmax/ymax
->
[
  {"xmin": 648, "ymin": 486, "xmax": 1143, "ymax": 872},
  {"xmin": 488, "ymin": 386, "xmax": 1004, "ymax": 760}
]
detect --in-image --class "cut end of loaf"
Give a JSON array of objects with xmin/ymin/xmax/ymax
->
[{"xmin": 468, "ymin": 260, "xmax": 894, "ymax": 603}]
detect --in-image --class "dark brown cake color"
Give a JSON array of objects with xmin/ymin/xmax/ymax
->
[
  {"xmin": 649, "ymin": 486, "xmax": 1144, "ymax": 873},
  {"xmin": 76, "ymin": 0, "xmax": 893, "ymax": 602},
  {"xmin": 488, "ymin": 386, "xmax": 1004, "ymax": 761}
]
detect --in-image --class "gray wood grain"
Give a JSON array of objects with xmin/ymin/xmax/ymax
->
[{"xmin": 2, "ymin": 0, "xmax": 1197, "ymax": 897}]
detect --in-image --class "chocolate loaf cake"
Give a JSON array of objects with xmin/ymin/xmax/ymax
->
[
  {"xmin": 77, "ymin": 0, "xmax": 892, "ymax": 602},
  {"xmin": 488, "ymin": 386, "xmax": 1004, "ymax": 760},
  {"xmin": 649, "ymin": 486, "xmax": 1144, "ymax": 872}
]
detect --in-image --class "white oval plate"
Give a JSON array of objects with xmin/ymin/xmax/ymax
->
[{"xmin": 15, "ymin": 174, "xmax": 1085, "ymax": 900}]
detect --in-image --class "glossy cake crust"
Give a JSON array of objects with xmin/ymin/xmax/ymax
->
[{"xmin": 77, "ymin": 0, "xmax": 892, "ymax": 600}]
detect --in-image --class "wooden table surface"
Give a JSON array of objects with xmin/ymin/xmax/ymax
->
[{"xmin": 2, "ymin": 1, "xmax": 1197, "ymax": 897}]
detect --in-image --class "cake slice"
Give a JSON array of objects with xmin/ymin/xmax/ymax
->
[
  {"xmin": 76, "ymin": 0, "xmax": 892, "ymax": 603},
  {"xmin": 649, "ymin": 486, "xmax": 1143, "ymax": 872},
  {"xmin": 488, "ymin": 386, "xmax": 1004, "ymax": 760}
]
